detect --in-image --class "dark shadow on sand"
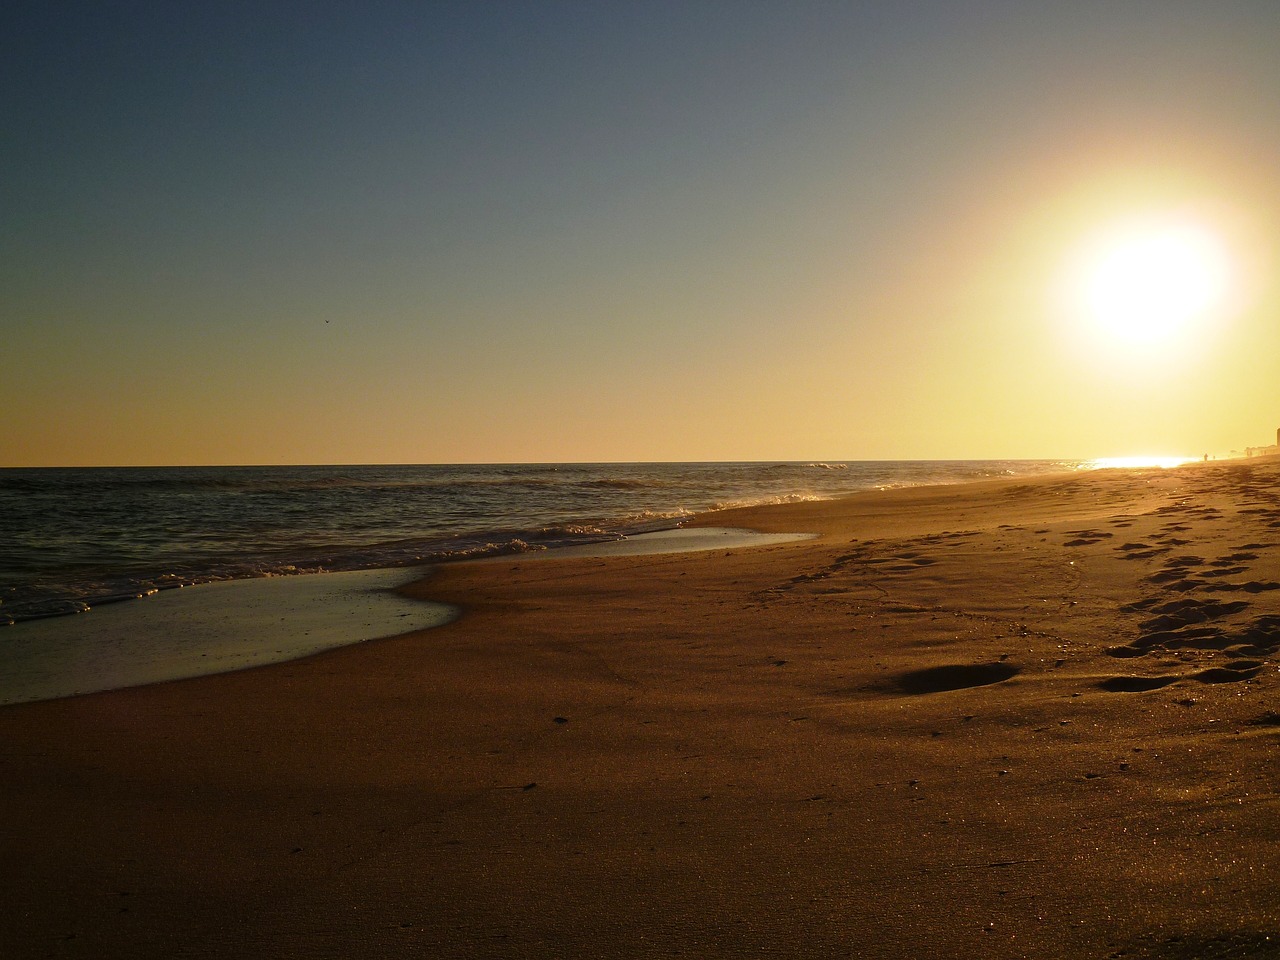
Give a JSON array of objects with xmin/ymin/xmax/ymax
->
[{"xmin": 894, "ymin": 662, "xmax": 1020, "ymax": 695}]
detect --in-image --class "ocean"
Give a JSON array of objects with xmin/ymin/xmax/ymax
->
[{"xmin": 0, "ymin": 460, "xmax": 1087, "ymax": 626}]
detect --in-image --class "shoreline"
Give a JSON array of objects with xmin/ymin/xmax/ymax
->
[
  {"xmin": 0, "ymin": 458, "xmax": 1098, "ymax": 626},
  {"xmin": 3, "ymin": 458, "xmax": 1279, "ymax": 958},
  {"xmin": 0, "ymin": 528, "xmax": 809, "ymax": 707}
]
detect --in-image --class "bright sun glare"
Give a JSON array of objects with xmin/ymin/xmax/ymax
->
[{"xmin": 1069, "ymin": 217, "xmax": 1232, "ymax": 345}]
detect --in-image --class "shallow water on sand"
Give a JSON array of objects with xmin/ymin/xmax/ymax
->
[{"xmin": 0, "ymin": 568, "xmax": 455, "ymax": 706}]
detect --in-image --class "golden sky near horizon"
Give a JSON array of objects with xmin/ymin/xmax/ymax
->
[{"xmin": 4, "ymin": 3, "xmax": 1279, "ymax": 466}]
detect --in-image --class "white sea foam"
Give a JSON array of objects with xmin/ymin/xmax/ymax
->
[{"xmin": 707, "ymin": 493, "xmax": 822, "ymax": 511}]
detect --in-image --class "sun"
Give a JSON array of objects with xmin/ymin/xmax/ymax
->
[{"xmin": 1068, "ymin": 216, "xmax": 1232, "ymax": 344}]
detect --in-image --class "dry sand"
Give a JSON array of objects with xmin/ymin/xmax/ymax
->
[{"xmin": 2, "ymin": 460, "xmax": 1279, "ymax": 958}]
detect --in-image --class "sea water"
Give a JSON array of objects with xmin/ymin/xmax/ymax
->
[{"xmin": 1, "ymin": 460, "xmax": 1086, "ymax": 625}]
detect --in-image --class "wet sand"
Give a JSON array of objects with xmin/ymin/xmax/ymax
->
[{"xmin": 3, "ymin": 460, "xmax": 1279, "ymax": 958}]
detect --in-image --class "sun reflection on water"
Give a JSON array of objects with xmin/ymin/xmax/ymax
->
[{"xmin": 1084, "ymin": 456, "xmax": 1198, "ymax": 470}]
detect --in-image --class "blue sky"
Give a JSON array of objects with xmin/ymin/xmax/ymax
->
[{"xmin": 4, "ymin": 1, "xmax": 1278, "ymax": 464}]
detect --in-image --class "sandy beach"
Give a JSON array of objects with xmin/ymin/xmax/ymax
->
[{"xmin": 3, "ymin": 460, "xmax": 1279, "ymax": 959}]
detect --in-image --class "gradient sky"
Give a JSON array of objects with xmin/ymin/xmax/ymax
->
[{"xmin": 4, "ymin": 1, "xmax": 1278, "ymax": 466}]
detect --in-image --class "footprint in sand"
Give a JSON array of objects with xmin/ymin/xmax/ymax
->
[
  {"xmin": 1062, "ymin": 530, "xmax": 1114, "ymax": 547},
  {"xmin": 1099, "ymin": 675, "xmax": 1179, "ymax": 692},
  {"xmin": 1145, "ymin": 575, "xmax": 1207, "ymax": 592},
  {"xmin": 1233, "ymin": 615, "xmax": 1280, "ymax": 655},
  {"xmin": 1139, "ymin": 597, "xmax": 1251, "ymax": 631},
  {"xmin": 1159, "ymin": 555, "xmax": 1204, "ymax": 568},
  {"xmin": 1143, "ymin": 555, "xmax": 1207, "ymax": 588},
  {"xmin": 893, "ymin": 662, "xmax": 1019, "ymax": 695},
  {"xmin": 1114, "ymin": 542, "xmax": 1171, "ymax": 560},
  {"xmin": 861, "ymin": 553, "xmax": 939, "ymax": 570},
  {"xmin": 1193, "ymin": 664, "xmax": 1264, "ymax": 683},
  {"xmin": 1105, "ymin": 608, "xmax": 1280, "ymax": 677},
  {"xmin": 1201, "ymin": 580, "xmax": 1280, "ymax": 595},
  {"xmin": 1201, "ymin": 566, "xmax": 1250, "ymax": 578},
  {"xmin": 1099, "ymin": 661, "xmax": 1261, "ymax": 692}
]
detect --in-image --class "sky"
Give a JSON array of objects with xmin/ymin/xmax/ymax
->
[{"xmin": 3, "ymin": 0, "xmax": 1279, "ymax": 466}]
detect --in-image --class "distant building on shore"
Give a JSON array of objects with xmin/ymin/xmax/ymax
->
[{"xmin": 1244, "ymin": 426, "xmax": 1280, "ymax": 458}]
